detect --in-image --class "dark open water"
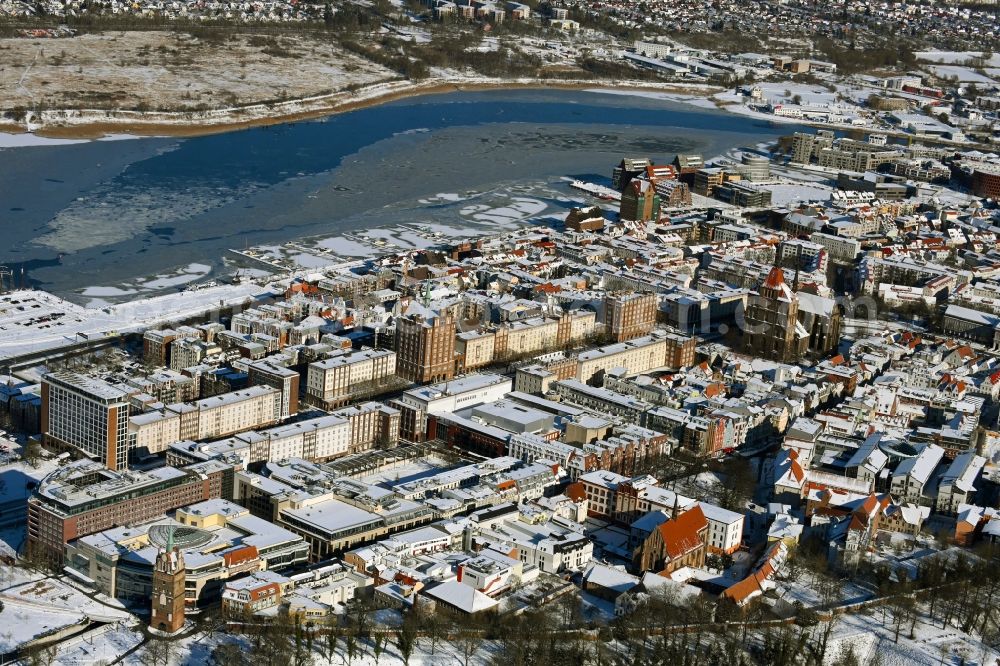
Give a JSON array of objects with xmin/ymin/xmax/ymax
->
[{"xmin": 0, "ymin": 89, "xmax": 796, "ymax": 298}]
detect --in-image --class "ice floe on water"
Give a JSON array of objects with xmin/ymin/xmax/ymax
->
[
  {"xmin": 140, "ymin": 263, "xmax": 212, "ymax": 289},
  {"xmin": 239, "ymin": 187, "xmax": 564, "ymax": 273},
  {"xmin": 460, "ymin": 197, "xmax": 548, "ymax": 224},
  {"xmin": 78, "ymin": 262, "xmax": 213, "ymax": 305},
  {"xmin": 394, "ymin": 127, "xmax": 431, "ymax": 137},
  {"xmin": 79, "ymin": 286, "xmax": 140, "ymax": 298},
  {"xmin": 314, "ymin": 237, "xmax": 374, "ymax": 257},
  {"xmin": 0, "ymin": 132, "xmax": 146, "ymax": 149},
  {"xmin": 34, "ymin": 183, "xmax": 266, "ymax": 253}
]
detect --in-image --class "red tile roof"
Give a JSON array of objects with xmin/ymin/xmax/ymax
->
[
  {"xmin": 223, "ymin": 545, "xmax": 259, "ymax": 567},
  {"xmin": 658, "ymin": 505, "xmax": 707, "ymax": 561},
  {"xmin": 763, "ymin": 267, "xmax": 787, "ymax": 289},
  {"xmin": 722, "ymin": 572, "xmax": 763, "ymax": 604},
  {"xmin": 789, "ymin": 459, "xmax": 805, "ymax": 484}
]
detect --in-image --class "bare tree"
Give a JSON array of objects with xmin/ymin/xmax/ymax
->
[
  {"xmin": 21, "ymin": 439, "xmax": 42, "ymax": 468},
  {"xmin": 419, "ymin": 607, "xmax": 444, "ymax": 655},
  {"xmin": 324, "ymin": 614, "xmax": 338, "ymax": 663},
  {"xmin": 211, "ymin": 642, "xmax": 249, "ymax": 666},
  {"xmin": 138, "ymin": 637, "xmax": 176, "ymax": 666},
  {"xmin": 456, "ymin": 629, "xmax": 482, "ymax": 666},
  {"xmin": 22, "ymin": 642, "xmax": 59, "ymax": 666},
  {"xmin": 344, "ymin": 631, "xmax": 357, "ymax": 666},
  {"xmin": 890, "ymin": 595, "xmax": 914, "ymax": 643},
  {"xmin": 715, "ymin": 457, "xmax": 756, "ymax": 512}
]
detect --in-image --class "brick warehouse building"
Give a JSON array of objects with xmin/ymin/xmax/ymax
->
[{"xmin": 27, "ymin": 459, "xmax": 227, "ymax": 565}]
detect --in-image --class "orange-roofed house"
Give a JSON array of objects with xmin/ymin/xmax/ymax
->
[
  {"xmin": 722, "ymin": 541, "xmax": 788, "ymax": 607},
  {"xmin": 722, "ymin": 571, "xmax": 765, "ymax": 607},
  {"xmin": 633, "ymin": 505, "xmax": 708, "ymax": 574}
]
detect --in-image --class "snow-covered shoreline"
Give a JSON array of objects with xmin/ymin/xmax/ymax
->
[{"xmin": 0, "ymin": 77, "xmax": 723, "ymax": 143}]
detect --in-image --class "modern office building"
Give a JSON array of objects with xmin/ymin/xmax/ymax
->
[
  {"xmin": 65, "ymin": 499, "xmax": 309, "ymax": 608},
  {"xmin": 42, "ymin": 372, "xmax": 131, "ymax": 471},
  {"xmin": 27, "ymin": 459, "xmax": 227, "ymax": 565},
  {"xmin": 612, "ymin": 157, "xmax": 652, "ymax": 191},
  {"xmin": 247, "ymin": 361, "xmax": 300, "ymax": 418},
  {"xmin": 392, "ymin": 374, "xmax": 513, "ymax": 442},
  {"xmin": 972, "ymin": 163, "xmax": 1000, "ymax": 199},
  {"xmin": 693, "ymin": 168, "xmax": 725, "ymax": 197}
]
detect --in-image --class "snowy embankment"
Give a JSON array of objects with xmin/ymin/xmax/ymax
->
[{"xmin": 25, "ymin": 77, "xmax": 721, "ymax": 134}]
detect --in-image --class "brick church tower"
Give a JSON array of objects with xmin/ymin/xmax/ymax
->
[{"xmin": 151, "ymin": 533, "xmax": 186, "ymax": 634}]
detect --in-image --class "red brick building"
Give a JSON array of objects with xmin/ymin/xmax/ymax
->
[
  {"xmin": 972, "ymin": 165, "xmax": 1000, "ymax": 199},
  {"xmin": 396, "ymin": 308, "xmax": 457, "ymax": 384},
  {"xmin": 633, "ymin": 505, "xmax": 708, "ymax": 574},
  {"xmin": 27, "ymin": 459, "xmax": 226, "ymax": 566},
  {"xmin": 604, "ymin": 292, "xmax": 658, "ymax": 343}
]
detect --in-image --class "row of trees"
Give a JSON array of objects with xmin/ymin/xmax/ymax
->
[{"xmin": 193, "ymin": 539, "xmax": 1000, "ymax": 666}]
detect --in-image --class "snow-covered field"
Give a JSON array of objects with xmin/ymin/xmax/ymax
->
[
  {"xmin": 57, "ymin": 622, "xmax": 145, "ymax": 665},
  {"xmin": 4, "ymin": 577, "xmax": 130, "ymax": 619},
  {"xmin": 0, "ymin": 31, "xmax": 399, "ymax": 117},
  {"xmin": 0, "ymin": 600, "xmax": 84, "ymax": 653},
  {"xmin": 916, "ymin": 51, "xmax": 1000, "ymax": 68},
  {"xmin": 0, "ymin": 573, "xmax": 135, "ymax": 656},
  {"xmin": 829, "ymin": 606, "xmax": 1000, "ymax": 666},
  {"xmin": 926, "ymin": 65, "xmax": 997, "ymax": 85}
]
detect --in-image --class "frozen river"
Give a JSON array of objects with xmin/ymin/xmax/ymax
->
[{"xmin": 0, "ymin": 88, "xmax": 796, "ymax": 300}]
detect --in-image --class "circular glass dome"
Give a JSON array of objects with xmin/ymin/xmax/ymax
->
[{"xmin": 148, "ymin": 524, "xmax": 214, "ymax": 550}]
